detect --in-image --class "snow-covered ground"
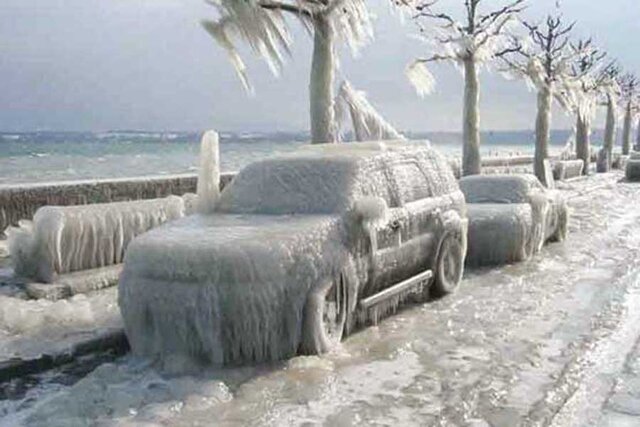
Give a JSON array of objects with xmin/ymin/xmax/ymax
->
[{"xmin": 2, "ymin": 171, "xmax": 640, "ymax": 426}]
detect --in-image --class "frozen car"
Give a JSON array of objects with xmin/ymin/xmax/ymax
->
[
  {"xmin": 119, "ymin": 141, "xmax": 467, "ymax": 368},
  {"xmin": 459, "ymin": 174, "xmax": 568, "ymax": 266}
]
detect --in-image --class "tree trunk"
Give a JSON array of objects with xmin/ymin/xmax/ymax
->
[
  {"xmin": 534, "ymin": 85, "xmax": 552, "ymax": 184},
  {"xmin": 636, "ymin": 117, "xmax": 640, "ymax": 152},
  {"xmin": 622, "ymin": 102, "xmax": 632, "ymax": 155},
  {"xmin": 575, "ymin": 113, "xmax": 590, "ymax": 175},
  {"xmin": 309, "ymin": 16, "xmax": 337, "ymax": 144},
  {"xmin": 603, "ymin": 95, "xmax": 616, "ymax": 171},
  {"xmin": 462, "ymin": 57, "xmax": 481, "ymax": 176}
]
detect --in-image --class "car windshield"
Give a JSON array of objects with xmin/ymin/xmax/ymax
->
[{"xmin": 216, "ymin": 157, "xmax": 361, "ymax": 215}]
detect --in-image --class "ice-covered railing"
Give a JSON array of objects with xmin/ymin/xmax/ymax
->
[{"xmin": 7, "ymin": 196, "xmax": 185, "ymax": 283}]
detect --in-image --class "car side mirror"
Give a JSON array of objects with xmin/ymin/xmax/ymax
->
[{"xmin": 352, "ymin": 196, "xmax": 389, "ymax": 226}]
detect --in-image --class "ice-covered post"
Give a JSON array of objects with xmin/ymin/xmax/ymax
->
[
  {"xmin": 499, "ymin": 15, "xmax": 577, "ymax": 185},
  {"xmin": 401, "ymin": 0, "xmax": 526, "ymax": 176},
  {"xmin": 203, "ymin": 1, "xmax": 373, "ymax": 145},
  {"xmin": 197, "ymin": 131, "xmax": 220, "ymax": 214}
]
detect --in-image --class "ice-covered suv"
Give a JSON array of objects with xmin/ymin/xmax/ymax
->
[{"xmin": 119, "ymin": 141, "xmax": 467, "ymax": 368}]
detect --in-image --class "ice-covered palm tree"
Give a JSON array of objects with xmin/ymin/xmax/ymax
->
[
  {"xmin": 399, "ymin": 0, "xmax": 526, "ymax": 176},
  {"xmin": 202, "ymin": 0, "xmax": 373, "ymax": 144}
]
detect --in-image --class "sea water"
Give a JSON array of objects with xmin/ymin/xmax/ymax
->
[{"xmin": 0, "ymin": 130, "xmax": 582, "ymax": 185}]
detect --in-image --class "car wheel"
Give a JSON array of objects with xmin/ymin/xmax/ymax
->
[
  {"xmin": 300, "ymin": 278, "xmax": 347, "ymax": 355},
  {"xmin": 431, "ymin": 232, "xmax": 465, "ymax": 297}
]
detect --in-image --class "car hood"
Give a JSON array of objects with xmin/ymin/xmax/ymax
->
[{"xmin": 123, "ymin": 213, "xmax": 346, "ymax": 283}]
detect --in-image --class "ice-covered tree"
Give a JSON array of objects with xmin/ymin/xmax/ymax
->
[
  {"xmin": 619, "ymin": 73, "xmax": 639, "ymax": 155},
  {"xmin": 400, "ymin": 0, "xmax": 526, "ymax": 176},
  {"xmin": 202, "ymin": 0, "xmax": 373, "ymax": 144},
  {"xmin": 596, "ymin": 62, "xmax": 621, "ymax": 171},
  {"xmin": 561, "ymin": 39, "xmax": 607, "ymax": 174},
  {"xmin": 499, "ymin": 15, "xmax": 576, "ymax": 184}
]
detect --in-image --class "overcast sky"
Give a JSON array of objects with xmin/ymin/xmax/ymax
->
[{"xmin": 1, "ymin": 0, "xmax": 639, "ymax": 133}]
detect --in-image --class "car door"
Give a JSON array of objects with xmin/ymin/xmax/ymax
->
[{"xmin": 369, "ymin": 159, "xmax": 438, "ymax": 295}]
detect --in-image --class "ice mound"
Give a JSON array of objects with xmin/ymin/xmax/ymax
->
[
  {"xmin": 626, "ymin": 159, "xmax": 640, "ymax": 181},
  {"xmin": 553, "ymin": 160, "xmax": 584, "ymax": 181},
  {"xmin": 7, "ymin": 196, "xmax": 185, "ymax": 283}
]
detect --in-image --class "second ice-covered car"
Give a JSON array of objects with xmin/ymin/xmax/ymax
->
[
  {"xmin": 459, "ymin": 174, "xmax": 568, "ymax": 266},
  {"xmin": 119, "ymin": 142, "xmax": 467, "ymax": 368}
]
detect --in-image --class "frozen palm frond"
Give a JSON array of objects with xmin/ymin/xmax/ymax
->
[
  {"xmin": 406, "ymin": 61, "xmax": 435, "ymax": 97},
  {"xmin": 202, "ymin": 1, "xmax": 296, "ymax": 91},
  {"xmin": 336, "ymin": 80, "xmax": 404, "ymax": 142},
  {"xmin": 330, "ymin": 0, "xmax": 374, "ymax": 54},
  {"xmin": 204, "ymin": 0, "xmax": 373, "ymax": 91}
]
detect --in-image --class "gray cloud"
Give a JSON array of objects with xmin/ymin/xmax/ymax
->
[{"xmin": 0, "ymin": 0, "xmax": 638, "ymax": 132}]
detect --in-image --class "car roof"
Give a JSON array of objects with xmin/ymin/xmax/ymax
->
[{"xmin": 270, "ymin": 140, "xmax": 431, "ymax": 161}]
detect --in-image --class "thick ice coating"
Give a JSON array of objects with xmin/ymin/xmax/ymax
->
[
  {"xmin": 119, "ymin": 141, "xmax": 467, "ymax": 370},
  {"xmin": 7, "ymin": 196, "xmax": 185, "ymax": 283},
  {"xmin": 460, "ymin": 174, "xmax": 568, "ymax": 266}
]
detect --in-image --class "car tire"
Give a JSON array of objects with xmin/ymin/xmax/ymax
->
[
  {"xmin": 300, "ymin": 278, "xmax": 347, "ymax": 355},
  {"xmin": 431, "ymin": 232, "xmax": 465, "ymax": 298}
]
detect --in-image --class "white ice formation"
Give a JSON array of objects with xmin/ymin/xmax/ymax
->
[
  {"xmin": 196, "ymin": 131, "xmax": 221, "ymax": 214},
  {"xmin": 336, "ymin": 81, "xmax": 404, "ymax": 142},
  {"xmin": 7, "ymin": 196, "xmax": 185, "ymax": 283}
]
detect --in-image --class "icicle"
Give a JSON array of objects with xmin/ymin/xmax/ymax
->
[{"xmin": 197, "ymin": 131, "xmax": 221, "ymax": 215}]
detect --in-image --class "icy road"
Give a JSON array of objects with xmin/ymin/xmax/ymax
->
[{"xmin": 2, "ymin": 171, "xmax": 640, "ymax": 426}]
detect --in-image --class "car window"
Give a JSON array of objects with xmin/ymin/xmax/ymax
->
[
  {"xmin": 389, "ymin": 161, "xmax": 433, "ymax": 205},
  {"xmin": 353, "ymin": 161, "xmax": 400, "ymax": 208},
  {"xmin": 216, "ymin": 158, "xmax": 358, "ymax": 214}
]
